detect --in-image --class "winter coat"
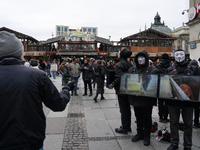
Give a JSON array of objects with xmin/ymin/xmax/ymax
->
[
  {"xmin": 0, "ymin": 56, "xmax": 70, "ymax": 150},
  {"xmin": 69, "ymin": 63, "xmax": 81, "ymax": 77},
  {"xmin": 60, "ymin": 66, "xmax": 71, "ymax": 82},
  {"xmin": 155, "ymin": 59, "xmax": 170, "ymax": 74},
  {"xmin": 166, "ymin": 61, "xmax": 196, "ymax": 107},
  {"xmin": 95, "ymin": 64, "xmax": 106, "ymax": 94},
  {"xmin": 80, "ymin": 63, "xmax": 93, "ymax": 81},
  {"xmin": 112, "ymin": 58, "xmax": 133, "ymax": 94},
  {"xmin": 128, "ymin": 50, "xmax": 159, "ymax": 107}
]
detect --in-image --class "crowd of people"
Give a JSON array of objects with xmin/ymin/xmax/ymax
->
[
  {"xmin": 22, "ymin": 47, "xmax": 200, "ymax": 150},
  {"xmin": 1, "ymin": 31, "xmax": 200, "ymax": 150},
  {"xmin": 107, "ymin": 48, "xmax": 200, "ymax": 150}
]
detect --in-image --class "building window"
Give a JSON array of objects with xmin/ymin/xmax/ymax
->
[
  {"xmin": 93, "ymin": 28, "xmax": 96, "ymax": 33},
  {"xmin": 83, "ymin": 28, "xmax": 87, "ymax": 32},
  {"xmin": 65, "ymin": 27, "xmax": 68, "ymax": 32},
  {"xmin": 88, "ymin": 28, "xmax": 91, "ymax": 32},
  {"xmin": 57, "ymin": 32, "xmax": 60, "ymax": 35},
  {"xmin": 61, "ymin": 32, "xmax": 63, "ymax": 35},
  {"xmin": 57, "ymin": 27, "xmax": 60, "ymax": 32}
]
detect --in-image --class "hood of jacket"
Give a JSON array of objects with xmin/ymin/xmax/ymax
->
[
  {"xmin": 155, "ymin": 59, "xmax": 170, "ymax": 74},
  {"xmin": 135, "ymin": 50, "xmax": 149, "ymax": 68},
  {"xmin": 189, "ymin": 59, "xmax": 198, "ymax": 67}
]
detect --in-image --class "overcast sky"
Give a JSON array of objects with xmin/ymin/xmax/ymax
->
[{"xmin": 0, "ymin": 0, "xmax": 189, "ymax": 41}]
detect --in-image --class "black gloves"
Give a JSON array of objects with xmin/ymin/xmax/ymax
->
[{"xmin": 63, "ymin": 80, "xmax": 76, "ymax": 91}]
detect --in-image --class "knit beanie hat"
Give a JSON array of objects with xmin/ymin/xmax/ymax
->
[
  {"xmin": 0, "ymin": 31, "xmax": 24, "ymax": 58},
  {"xmin": 119, "ymin": 48, "xmax": 132, "ymax": 59},
  {"xmin": 162, "ymin": 53, "xmax": 169, "ymax": 60}
]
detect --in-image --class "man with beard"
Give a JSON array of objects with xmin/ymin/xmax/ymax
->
[
  {"xmin": 166, "ymin": 49, "xmax": 194, "ymax": 150},
  {"xmin": 155, "ymin": 53, "xmax": 170, "ymax": 123},
  {"xmin": 128, "ymin": 50, "xmax": 159, "ymax": 146},
  {"xmin": 108, "ymin": 48, "xmax": 133, "ymax": 134}
]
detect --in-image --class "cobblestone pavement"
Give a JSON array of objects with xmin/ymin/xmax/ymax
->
[{"xmin": 62, "ymin": 87, "xmax": 89, "ymax": 150}]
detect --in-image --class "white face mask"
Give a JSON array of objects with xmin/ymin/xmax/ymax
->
[
  {"xmin": 137, "ymin": 56, "xmax": 145, "ymax": 65},
  {"xmin": 175, "ymin": 51, "xmax": 185, "ymax": 62}
]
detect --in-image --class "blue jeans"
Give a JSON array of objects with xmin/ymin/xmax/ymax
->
[
  {"xmin": 46, "ymin": 69, "xmax": 51, "ymax": 76},
  {"xmin": 52, "ymin": 71, "xmax": 56, "ymax": 79},
  {"xmin": 71, "ymin": 76, "xmax": 79, "ymax": 94}
]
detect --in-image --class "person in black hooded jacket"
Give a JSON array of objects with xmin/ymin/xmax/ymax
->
[
  {"xmin": 187, "ymin": 60, "xmax": 200, "ymax": 128},
  {"xmin": 166, "ymin": 49, "xmax": 195, "ymax": 150},
  {"xmin": 108, "ymin": 48, "xmax": 133, "ymax": 134},
  {"xmin": 128, "ymin": 50, "xmax": 159, "ymax": 146},
  {"xmin": 155, "ymin": 53, "xmax": 170, "ymax": 123}
]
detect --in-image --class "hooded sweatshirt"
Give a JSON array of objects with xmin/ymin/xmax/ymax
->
[
  {"xmin": 155, "ymin": 59, "xmax": 170, "ymax": 74},
  {"xmin": 128, "ymin": 50, "xmax": 159, "ymax": 107}
]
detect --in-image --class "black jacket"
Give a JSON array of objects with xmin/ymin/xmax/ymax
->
[
  {"xmin": 155, "ymin": 59, "xmax": 170, "ymax": 74},
  {"xmin": 166, "ymin": 61, "xmax": 196, "ymax": 107},
  {"xmin": 95, "ymin": 64, "xmax": 106, "ymax": 94},
  {"xmin": 128, "ymin": 50, "xmax": 159, "ymax": 107},
  {"xmin": 80, "ymin": 63, "xmax": 93, "ymax": 81},
  {"xmin": 113, "ymin": 58, "xmax": 133, "ymax": 94},
  {"xmin": 0, "ymin": 56, "xmax": 70, "ymax": 150}
]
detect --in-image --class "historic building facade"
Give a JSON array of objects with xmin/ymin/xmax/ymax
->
[{"xmin": 187, "ymin": 0, "xmax": 200, "ymax": 61}]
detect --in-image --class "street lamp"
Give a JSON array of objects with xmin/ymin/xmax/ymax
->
[{"xmin": 52, "ymin": 32, "xmax": 54, "ymax": 38}]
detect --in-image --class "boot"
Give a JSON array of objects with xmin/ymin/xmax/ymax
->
[
  {"xmin": 100, "ymin": 93, "xmax": 105, "ymax": 100},
  {"xmin": 93, "ymin": 93, "xmax": 98, "ymax": 103}
]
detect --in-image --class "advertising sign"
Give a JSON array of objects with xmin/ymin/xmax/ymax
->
[{"xmin": 70, "ymin": 32, "xmax": 87, "ymax": 37}]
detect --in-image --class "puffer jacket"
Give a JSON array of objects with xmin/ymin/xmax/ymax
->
[
  {"xmin": 112, "ymin": 58, "xmax": 133, "ymax": 94},
  {"xmin": 0, "ymin": 56, "xmax": 70, "ymax": 150},
  {"xmin": 128, "ymin": 50, "xmax": 159, "ymax": 107}
]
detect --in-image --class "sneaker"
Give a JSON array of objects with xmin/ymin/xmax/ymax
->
[
  {"xmin": 89, "ymin": 93, "xmax": 93, "ymax": 96},
  {"xmin": 82, "ymin": 93, "xmax": 87, "ymax": 96},
  {"xmin": 143, "ymin": 139, "xmax": 150, "ymax": 146},
  {"xmin": 167, "ymin": 144, "xmax": 178, "ymax": 150},
  {"xmin": 115, "ymin": 127, "xmax": 128, "ymax": 134},
  {"xmin": 74, "ymin": 93, "xmax": 78, "ymax": 96},
  {"xmin": 131, "ymin": 134, "xmax": 144, "ymax": 142}
]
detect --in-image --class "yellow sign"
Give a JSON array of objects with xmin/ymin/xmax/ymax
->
[{"xmin": 71, "ymin": 32, "xmax": 87, "ymax": 37}]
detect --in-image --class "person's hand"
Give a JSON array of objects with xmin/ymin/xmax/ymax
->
[
  {"xmin": 64, "ymin": 80, "xmax": 76, "ymax": 91},
  {"xmin": 84, "ymin": 67, "xmax": 88, "ymax": 69},
  {"xmin": 108, "ymin": 84, "xmax": 113, "ymax": 89}
]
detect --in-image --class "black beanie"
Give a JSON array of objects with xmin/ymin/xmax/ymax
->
[
  {"xmin": 162, "ymin": 53, "xmax": 169, "ymax": 60},
  {"xmin": 175, "ymin": 49, "xmax": 185, "ymax": 52},
  {"xmin": 120, "ymin": 48, "xmax": 132, "ymax": 59}
]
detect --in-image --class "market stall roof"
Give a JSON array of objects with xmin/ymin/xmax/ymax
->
[
  {"xmin": 92, "ymin": 36, "xmax": 112, "ymax": 45},
  {"xmin": 119, "ymin": 28, "xmax": 176, "ymax": 43},
  {"xmin": 56, "ymin": 51, "xmax": 98, "ymax": 56},
  {"xmin": 0, "ymin": 26, "xmax": 38, "ymax": 43},
  {"xmin": 42, "ymin": 36, "xmax": 64, "ymax": 45}
]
